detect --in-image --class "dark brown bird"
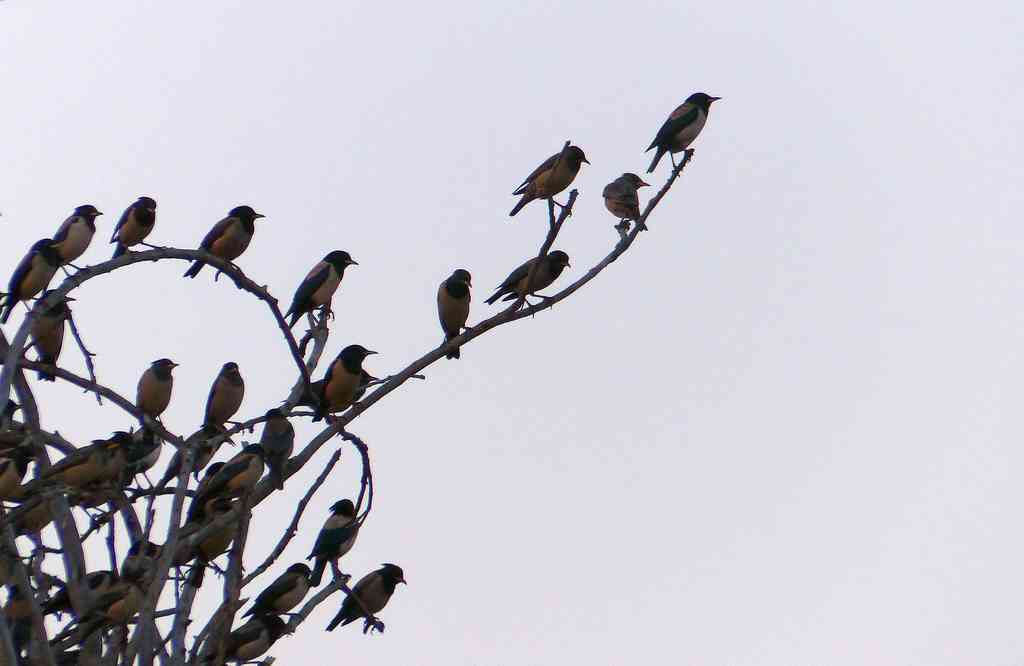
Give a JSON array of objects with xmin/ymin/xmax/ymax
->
[
  {"xmin": 437, "ymin": 269, "xmax": 471, "ymax": 360},
  {"xmin": 121, "ymin": 539, "xmax": 162, "ymax": 584},
  {"xmin": 183, "ymin": 205, "xmax": 264, "ymax": 278},
  {"xmin": 307, "ymin": 499, "xmax": 359, "ymax": 586},
  {"xmin": 325, "ymin": 563, "xmax": 406, "ymax": 632},
  {"xmin": 52, "ymin": 205, "xmax": 102, "ymax": 268},
  {"xmin": 29, "ymin": 292, "xmax": 73, "ymax": 381},
  {"xmin": 310, "ymin": 346, "xmax": 376, "ymax": 421},
  {"xmin": 244, "ymin": 563, "xmax": 311, "ymax": 617},
  {"xmin": 110, "ymin": 197, "xmax": 157, "ymax": 258},
  {"xmin": 203, "ymin": 615, "xmax": 288, "ymax": 664},
  {"xmin": 285, "ymin": 251, "xmax": 358, "ymax": 328},
  {"xmin": 204, "ymin": 362, "xmax": 245, "ymax": 427},
  {"xmin": 73, "ymin": 571, "xmax": 145, "ymax": 641},
  {"xmin": 35, "ymin": 432, "xmax": 131, "ymax": 490},
  {"xmin": 136, "ymin": 358, "xmax": 178, "ymax": 420},
  {"xmin": 602, "ymin": 173, "xmax": 649, "ymax": 226},
  {"xmin": 646, "ymin": 92, "xmax": 720, "ymax": 173},
  {"xmin": 43, "ymin": 570, "xmax": 118, "ymax": 618},
  {"xmin": 509, "ymin": 144, "xmax": 589, "ymax": 217},
  {"xmin": 259, "ymin": 409, "xmax": 294, "ymax": 491},
  {"xmin": 0, "ymin": 449, "xmax": 31, "ymax": 500},
  {"xmin": 190, "ymin": 444, "xmax": 265, "ymax": 515},
  {"xmin": 12, "ymin": 498, "xmax": 53, "ymax": 535},
  {"xmin": 485, "ymin": 250, "xmax": 571, "ymax": 305},
  {"xmin": 174, "ymin": 497, "xmax": 238, "ymax": 586},
  {"xmin": 1, "ymin": 239, "xmax": 61, "ymax": 324},
  {"xmin": 161, "ymin": 425, "xmax": 229, "ymax": 484}
]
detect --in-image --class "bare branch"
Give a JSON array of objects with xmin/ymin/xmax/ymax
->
[{"xmin": 66, "ymin": 311, "xmax": 102, "ymax": 405}]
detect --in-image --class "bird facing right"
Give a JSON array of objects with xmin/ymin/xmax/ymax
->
[
  {"xmin": 509, "ymin": 144, "xmax": 589, "ymax": 217},
  {"xmin": 325, "ymin": 563, "xmax": 406, "ymax": 632},
  {"xmin": 646, "ymin": 92, "xmax": 720, "ymax": 173},
  {"xmin": 485, "ymin": 251, "xmax": 571, "ymax": 305},
  {"xmin": 183, "ymin": 205, "xmax": 265, "ymax": 278},
  {"xmin": 110, "ymin": 196, "xmax": 158, "ymax": 258},
  {"xmin": 602, "ymin": 173, "xmax": 650, "ymax": 227},
  {"xmin": 285, "ymin": 250, "xmax": 358, "ymax": 328},
  {"xmin": 437, "ymin": 269, "xmax": 471, "ymax": 359}
]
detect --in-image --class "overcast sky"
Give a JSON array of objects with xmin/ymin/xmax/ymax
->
[{"xmin": 2, "ymin": 1, "xmax": 1023, "ymax": 664}]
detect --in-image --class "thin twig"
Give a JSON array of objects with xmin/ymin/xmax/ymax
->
[{"xmin": 66, "ymin": 311, "xmax": 102, "ymax": 405}]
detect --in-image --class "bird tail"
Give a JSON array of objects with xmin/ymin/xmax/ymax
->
[
  {"xmin": 646, "ymin": 148, "xmax": 666, "ymax": 174},
  {"xmin": 183, "ymin": 261, "xmax": 205, "ymax": 278},
  {"xmin": 188, "ymin": 563, "xmax": 206, "ymax": 587},
  {"xmin": 325, "ymin": 611, "xmax": 349, "ymax": 632},
  {"xmin": 0, "ymin": 298, "xmax": 12, "ymax": 324},
  {"xmin": 309, "ymin": 557, "xmax": 327, "ymax": 586},
  {"xmin": 112, "ymin": 243, "xmax": 127, "ymax": 259},
  {"xmin": 484, "ymin": 291, "xmax": 504, "ymax": 306},
  {"xmin": 445, "ymin": 334, "xmax": 460, "ymax": 360},
  {"xmin": 287, "ymin": 312, "xmax": 300, "ymax": 329},
  {"xmin": 509, "ymin": 195, "xmax": 532, "ymax": 217},
  {"xmin": 36, "ymin": 357, "xmax": 56, "ymax": 382},
  {"xmin": 269, "ymin": 463, "xmax": 284, "ymax": 491}
]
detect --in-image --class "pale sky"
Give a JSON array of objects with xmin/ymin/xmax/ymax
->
[{"xmin": 2, "ymin": 1, "xmax": 1023, "ymax": 664}]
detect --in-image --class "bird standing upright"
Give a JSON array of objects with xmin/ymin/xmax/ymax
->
[
  {"xmin": 244, "ymin": 563, "xmax": 311, "ymax": 617},
  {"xmin": 183, "ymin": 205, "xmax": 265, "ymax": 278},
  {"xmin": 259, "ymin": 409, "xmax": 294, "ymax": 490},
  {"xmin": 646, "ymin": 92, "xmax": 720, "ymax": 173},
  {"xmin": 285, "ymin": 251, "xmax": 358, "ymax": 328},
  {"xmin": 110, "ymin": 197, "xmax": 157, "ymax": 258},
  {"xmin": 325, "ymin": 563, "xmax": 406, "ymax": 632},
  {"xmin": 509, "ymin": 144, "xmax": 589, "ymax": 217},
  {"xmin": 204, "ymin": 362, "xmax": 245, "ymax": 427},
  {"xmin": 30, "ymin": 292, "xmax": 73, "ymax": 381},
  {"xmin": 602, "ymin": 173, "xmax": 650, "ymax": 228},
  {"xmin": 310, "ymin": 346, "xmax": 376, "ymax": 421},
  {"xmin": 52, "ymin": 205, "xmax": 102, "ymax": 268},
  {"xmin": 1, "ymin": 239, "xmax": 61, "ymax": 323},
  {"xmin": 136, "ymin": 358, "xmax": 178, "ymax": 421},
  {"xmin": 485, "ymin": 250, "xmax": 571, "ymax": 305},
  {"xmin": 437, "ymin": 269, "xmax": 471, "ymax": 359},
  {"xmin": 307, "ymin": 499, "xmax": 359, "ymax": 586}
]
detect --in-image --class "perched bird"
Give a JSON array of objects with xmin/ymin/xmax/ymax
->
[
  {"xmin": 12, "ymin": 498, "xmax": 52, "ymax": 535},
  {"xmin": 1, "ymin": 239, "xmax": 61, "ymax": 323},
  {"xmin": 190, "ymin": 444, "xmax": 265, "ymax": 519},
  {"xmin": 603, "ymin": 173, "xmax": 650, "ymax": 226},
  {"xmin": 121, "ymin": 539, "xmax": 162, "ymax": 584},
  {"xmin": 204, "ymin": 362, "xmax": 245, "ymax": 427},
  {"xmin": 310, "ymin": 346, "xmax": 376, "ymax": 421},
  {"xmin": 35, "ymin": 432, "xmax": 131, "ymax": 489},
  {"xmin": 110, "ymin": 196, "xmax": 157, "ymax": 258},
  {"xmin": 437, "ymin": 269, "xmax": 471, "ymax": 360},
  {"xmin": 125, "ymin": 428, "xmax": 162, "ymax": 482},
  {"xmin": 52, "ymin": 205, "xmax": 102, "ymax": 267},
  {"xmin": 509, "ymin": 144, "xmax": 589, "ymax": 217},
  {"xmin": 646, "ymin": 92, "xmax": 720, "ymax": 173},
  {"xmin": 183, "ymin": 205, "xmax": 265, "ymax": 278},
  {"xmin": 243, "ymin": 563, "xmax": 311, "ymax": 617},
  {"xmin": 485, "ymin": 250, "xmax": 571, "ymax": 305},
  {"xmin": 0, "ymin": 449, "xmax": 31, "ymax": 500},
  {"xmin": 259, "ymin": 409, "xmax": 294, "ymax": 491},
  {"xmin": 29, "ymin": 292, "xmax": 73, "ymax": 381},
  {"xmin": 174, "ymin": 497, "xmax": 237, "ymax": 586},
  {"xmin": 161, "ymin": 425, "xmax": 229, "ymax": 484},
  {"xmin": 136, "ymin": 358, "xmax": 178, "ymax": 421},
  {"xmin": 204, "ymin": 615, "xmax": 288, "ymax": 664},
  {"xmin": 325, "ymin": 563, "xmax": 406, "ymax": 632},
  {"xmin": 192, "ymin": 462, "xmax": 226, "ymax": 501},
  {"xmin": 307, "ymin": 499, "xmax": 359, "ymax": 586},
  {"xmin": 74, "ymin": 570, "xmax": 145, "ymax": 641},
  {"xmin": 0, "ymin": 401, "xmax": 19, "ymax": 433},
  {"xmin": 43, "ymin": 570, "xmax": 118, "ymax": 617},
  {"xmin": 285, "ymin": 251, "xmax": 358, "ymax": 328}
]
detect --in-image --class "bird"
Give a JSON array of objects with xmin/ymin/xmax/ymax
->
[
  {"xmin": 183, "ymin": 205, "xmax": 265, "ymax": 278},
  {"xmin": 0, "ymin": 401, "xmax": 19, "ymax": 433},
  {"xmin": 12, "ymin": 498, "xmax": 53, "ymax": 536},
  {"xmin": 121, "ymin": 539, "xmax": 162, "ymax": 584},
  {"xmin": 646, "ymin": 92, "xmax": 720, "ymax": 173},
  {"xmin": 244, "ymin": 563, "xmax": 311, "ymax": 617},
  {"xmin": 192, "ymin": 462, "xmax": 226, "ymax": 502},
  {"xmin": 0, "ymin": 449, "xmax": 31, "ymax": 500},
  {"xmin": 110, "ymin": 196, "xmax": 157, "ymax": 258},
  {"xmin": 485, "ymin": 250, "xmax": 571, "ymax": 305},
  {"xmin": 136, "ymin": 358, "xmax": 178, "ymax": 422},
  {"xmin": 34, "ymin": 432, "xmax": 131, "ymax": 490},
  {"xmin": 43, "ymin": 570, "xmax": 118, "ymax": 618},
  {"xmin": 125, "ymin": 428, "xmax": 162, "ymax": 483},
  {"xmin": 161, "ymin": 425, "xmax": 230, "ymax": 484},
  {"xmin": 437, "ymin": 269, "xmax": 471, "ymax": 359},
  {"xmin": 259, "ymin": 409, "xmax": 294, "ymax": 491},
  {"xmin": 52, "ymin": 205, "xmax": 102, "ymax": 268},
  {"xmin": 1, "ymin": 239, "xmax": 62, "ymax": 323},
  {"xmin": 29, "ymin": 292, "xmax": 73, "ymax": 381},
  {"xmin": 174, "ymin": 497, "xmax": 237, "ymax": 586},
  {"xmin": 310, "ymin": 346, "xmax": 376, "ymax": 421},
  {"xmin": 204, "ymin": 362, "xmax": 245, "ymax": 427},
  {"xmin": 73, "ymin": 570, "xmax": 145, "ymax": 642},
  {"xmin": 191, "ymin": 444, "xmax": 265, "ymax": 511},
  {"xmin": 203, "ymin": 615, "xmax": 288, "ymax": 664},
  {"xmin": 285, "ymin": 251, "xmax": 358, "ymax": 328},
  {"xmin": 509, "ymin": 144, "xmax": 589, "ymax": 217},
  {"xmin": 602, "ymin": 173, "xmax": 650, "ymax": 227},
  {"xmin": 325, "ymin": 563, "xmax": 406, "ymax": 632},
  {"xmin": 307, "ymin": 499, "xmax": 359, "ymax": 586}
]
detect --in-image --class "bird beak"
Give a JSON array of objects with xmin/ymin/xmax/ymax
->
[
  {"xmin": 399, "ymin": 578, "xmax": 407, "ymax": 585},
  {"xmin": 171, "ymin": 362, "xmax": 180, "ymax": 368},
  {"xmin": 639, "ymin": 179, "xmax": 650, "ymax": 187},
  {"xmin": 254, "ymin": 213, "xmax": 266, "ymax": 219},
  {"xmin": 347, "ymin": 259, "xmax": 359, "ymax": 266},
  {"xmin": 582, "ymin": 158, "xmax": 591, "ymax": 165},
  {"xmin": 64, "ymin": 296, "xmax": 77, "ymax": 303},
  {"xmin": 96, "ymin": 211, "xmax": 104, "ymax": 216},
  {"xmin": 365, "ymin": 350, "xmax": 378, "ymax": 356},
  {"xmin": 709, "ymin": 96, "xmax": 722, "ymax": 103}
]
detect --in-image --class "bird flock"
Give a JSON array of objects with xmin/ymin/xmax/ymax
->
[{"xmin": 0, "ymin": 91, "xmax": 718, "ymax": 663}]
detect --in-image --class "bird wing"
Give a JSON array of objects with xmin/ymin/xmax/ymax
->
[
  {"xmin": 6, "ymin": 251, "xmax": 35, "ymax": 296},
  {"xmin": 288, "ymin": 264, "xmax": 331, "ymax": 313},
  {"xmin": 497, "ymin": 257, "xmax": 536, "ymax": 290},
  {"xmin": 197, "ymin": 457, "xmax": 248, "ymax": 499},
  {"xmin": 602, "ymin": 180, "xmax": 626, "ymax": 199},
  {"xmin": 512, "ymin": 152, "xmax": 559, "ymax": 195},
  {"xmin": 310, "ymin": 522, "xmax": 358, "ymax": 557},
  {"xmin": 253, "ymin": 572, "xmax": 297, "ymax": 609},
  {"xmin": 110, "ymin": 207, "xmax": 131, "ymax": 242},
  {"xmin": 228, "ymin": 620, "xmax": 266, "ymax": 649},
  {"xmin": 647, "ymin": 102, "xmax": 698, "ymax": 151},
  {"xmin": 52, "ymin": 216, "xmax": 75, "ymax": 244},
  {"xmin": 198, "ymin": 216, "xmax": 234, "ymax": 250}
]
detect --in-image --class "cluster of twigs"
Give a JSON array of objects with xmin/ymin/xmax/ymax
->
[{"xmin": 0, "ymin": 147, "xmax": 695, "ymax": 666}]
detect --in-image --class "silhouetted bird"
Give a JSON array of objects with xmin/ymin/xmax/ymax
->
[
  {"xmin": 646, "ymin": 92, "xmax": 720, "ymax": 173},
  {"xmin": 110, "ymin": 197, "xmax": 157, "ymax": 257},
  {"xmin": 136, "ymin": 358, "xmax": 178, "ymax": 421},
  {"xmin": 307, "ymin": 499, "xmax": 359, "ymax": 586},
  {"xmin": 325, "ymin": 563, "xmax": 405, "ymax": 631},
  {"xmin": 204, "ymin": 362, "xmax": 244, "ymax": 427},
  {"xmin": 485, "ymin": 251, "xmax": 570, "ymax": 305},
  {"xmin": 30, "ymin": 292, "xmax": 73, "ymax": 381},
  {"xmin": 285, "ymin": 251, "xmax": 358, "ymax": 328},
  {"xmin": 309, "ymin": 346, "xmax": 376, "ymax": 421},
  {"xmin": 202, "ymin": 615, "xmax": 287, "ymax": 664},
  {"xmin": 52, "ymin": 205, "xmax": 102, "ymax": 268},
  {"xmin": 603, "ymin": 173, "xmax": 649, "ymax": 226},
  {"xmin": 183, "ymin": 205, "xmax": 264, "ymax": 278},
  {"xmin": 259, "ymin": 409, "xmax": 294, "ymax": 490},
  {"xmin": 1, "ymin": 239, "xmax": 61, "ymax": 323},
  {"xmin": 510, "ymin": 145, "xmax": 589, "ymax": 216},
  {"xmin": 437, "ymin": 269, "xmax": 471, "ymax": 359},
  {"xmin": 244, "ymin": 563, "xmax": 311, "ymax": 617}
]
